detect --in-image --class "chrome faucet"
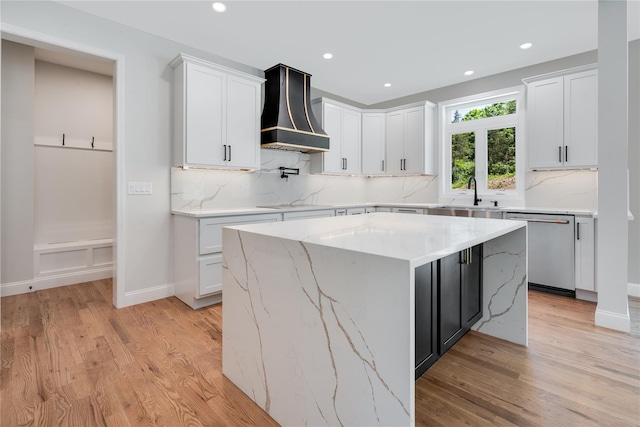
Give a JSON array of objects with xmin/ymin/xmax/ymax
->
[{"xmin": 467, "ymin": 176, "xmax": 482, "ymax": 206}]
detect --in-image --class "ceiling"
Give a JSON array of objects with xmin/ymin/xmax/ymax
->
[{"xmin": 57, "ymin": 0, "xmax": 639, "ymax": 106}]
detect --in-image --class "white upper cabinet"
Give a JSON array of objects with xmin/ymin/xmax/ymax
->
[
  {"xmin": 386, "ymin": 110, "xmax": 404, "ymax": 175},
  {"xmin": 170, "ymin": 54, "xmax": 264, "ymax": 170},
  {"xmin": 361, "ymin": 112, "xmax": 386, "ymax": 175},
  {"xmin": 385, "ymin": 102, "xmax": 436, "ymax": 175},
  {"xmin": 526, "ymin": 67, "xmax": 598, "ymax": 170},
  {"xmin": 310, "ymin": 99, "xmax": 362, "ymax": 174},
  {"xmin": 563, "ymin": 70, "xmax": 598, "ymax": 168}
]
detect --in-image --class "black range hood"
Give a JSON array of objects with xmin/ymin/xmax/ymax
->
[{"xmin": 260, "ymin": 64, "xmax": 329, "ymax": 153}]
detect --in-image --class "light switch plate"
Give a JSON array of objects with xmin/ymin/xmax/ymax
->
[{"xmin": 128, "ymin": 182, "xmax": 153, "ymax": 195}]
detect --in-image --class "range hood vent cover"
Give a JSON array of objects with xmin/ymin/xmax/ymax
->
[{"xmin": 261, "ymin": 64, "xmax": 329, "ymax": 153}]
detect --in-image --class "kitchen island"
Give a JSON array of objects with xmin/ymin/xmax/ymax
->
[{"xmin": 222, "ymin": 213, "xmax": 527, "ymax": 426}]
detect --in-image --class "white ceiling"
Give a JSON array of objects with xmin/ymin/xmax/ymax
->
[{"xmin": 57, "ymin": 0, "xmax": 639, "ymax": 106}]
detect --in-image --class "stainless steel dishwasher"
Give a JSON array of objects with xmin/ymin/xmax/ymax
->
[{"xmin": 505, "ymin": 212, "xmax": 575, "ymax": 296}]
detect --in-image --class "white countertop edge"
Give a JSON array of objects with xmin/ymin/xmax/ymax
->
[
  {"xmin": 592, "ymin": 210, "xmax": 635, "ymax": 220},
  {"xmin": 228, "ymin": 213, "xmax": 527, "ymax": 267},
  {"xmin": 171, "ymin": 207, "xmax": 283, "ymax": 217}
]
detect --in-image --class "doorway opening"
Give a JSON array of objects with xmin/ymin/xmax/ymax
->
[{"xmin": 1, "ymin": 26, "xmax": 125, "ymax": 307}]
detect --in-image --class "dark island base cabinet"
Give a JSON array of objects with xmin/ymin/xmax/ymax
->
[{"xmin": 415, "ymin": 244, "xmax": 483, "ymax": 379}]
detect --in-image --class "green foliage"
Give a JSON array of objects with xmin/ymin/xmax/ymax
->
[
  {"xmin": 488, "ymin": 127, "xmax": 515, "ymax": 176},
  {"xmin": 452, "ymin": 159, "xmax": 475, "ymax": 189},
  {"xmin": 461, "ymin": 100, "xmax": 516, "ymax": 122}
]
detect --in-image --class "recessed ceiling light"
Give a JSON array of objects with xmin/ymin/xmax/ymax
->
[
  {"xmin": 323, "ymin": 53, "xmax": 333, "ymax": 60},
  {"xmin": 384, "ymin": 83, "xmax": 391, "ymax": 88},
  {"xmin": 212, "ymin": 2, "xmax": 226, "ymax": 12},
  {"xmin": 520, "ymin": 42, "xmax": 533, "ymax": 50},
  {"xmin": 464, "ymin": 70, "xmax": 474, "ymax": 76}
]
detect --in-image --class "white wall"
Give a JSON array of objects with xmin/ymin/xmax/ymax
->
[
  {"xmin": 35, "ymin": 60, "xmax": 113, "ymax": 146},
  {"xmin": 34, "ymin": 61, "xmax": 113, "ymax": 244},
  {"xmin": 34, "ymin": 147, "xmax": 113, "ymax": 244},
  {"xmin": 1, "ymin": 40, "xmax": 34, "ymax": 283}
]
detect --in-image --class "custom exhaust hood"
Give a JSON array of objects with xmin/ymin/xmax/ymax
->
[{"xmin": 260, "ymin": 64, "xmax": 329, "ymax": 153}]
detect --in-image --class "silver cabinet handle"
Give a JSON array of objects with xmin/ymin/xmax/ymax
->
[
  {"xmin": 460, "ymin": 248, "xmax": 472, "ymax": 265},
  {"xmin": 228, "ymin": 145, "xmax": 231, "ymax": 162},
  {"xmin": 223, "ymin": 144, "xmax": 227, "ymax": 161},
  {"xmin": 508, "ymin": 217, "xmax": 570, "ymax": 224},
  {"xmin": 565, "ymin": 146, "xmax": 568, "ymax": 163},
  {"xmin": 577, "ymin": 222, "xmax": 580, "ymax": 240},
  {"xmin": 382, "ymin": 160, "xmax": 385, "ymax": 171},
  {"xmin": 558, "ymin": 146, "xmax": 562, "ymax": 163}
]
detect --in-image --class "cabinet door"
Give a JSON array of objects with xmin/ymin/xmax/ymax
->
[
  {"xmin": 438, "ymin": 252, "xmax": 464, "ymax": 354},
  {"xmin": 362, "ymin": 113, "xmax": 386, "ymax": 174},
  {"xmin": 575, "ymin": 217, "xmax": 595, "ymax": 291},
  {"xmin": 226, "ymin": 75, "xmax": 261, "ymax": 169},
  {"xmin": 527, "ymin": 77, "xmax": 564, "ymax": 169},
  {"xmin": 199, "ymin": 254, "xmax": 223, "ymax": 297},
  {"xmin": 564, "ymin": 70, "xmax": 598, "ymax": 168},
  {"xmin": 461, "ymin": 245, "xmax": 483, "ymax": 329},
  {"xmin": 322, "ymin": 103, "xmax": 344, "ymax": 173},
  {"xmin": 185, "ymin": 63, "xmax": 226, "ymax": 166},
  {"xmin": 402, "ymin": 106, "xmax": 425, "ymax": 174},
  {"xmin": 386, "ymin": 110, "xmax": 404, "ymax": 175},
  {"xmin": 415, "ymin": 262, "xmax": 438, "ymax": 378},
  {"xmin": 341, "ymin": 108, "xmax": 362, "ymax": 174}
]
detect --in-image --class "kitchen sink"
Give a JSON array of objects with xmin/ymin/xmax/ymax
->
[{"xmin": 426, "ymin": 206, "xmax": 503, "ymax": 219}]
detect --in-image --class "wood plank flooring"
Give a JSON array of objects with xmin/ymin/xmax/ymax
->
[{"xmin": 1, "ymin": 280, "xmax": 638, "ymax": 426}]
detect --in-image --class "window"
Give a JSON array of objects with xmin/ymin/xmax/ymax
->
[{"xmin": 440, "ymin": 87, "xmax": 524, "ymax": 201}]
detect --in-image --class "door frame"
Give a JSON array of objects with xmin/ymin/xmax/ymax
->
[{"xmin": 1, "ymin": 23, "xmax": 126, "ymax": 308}]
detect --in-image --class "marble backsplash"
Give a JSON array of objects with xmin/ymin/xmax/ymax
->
[
  {"xmin": 171, "ymin": 149, "xmax": 598, "ymax": 211},
  {"xmin": 525, "ymin": 169, "xmax": 598, "ymax": 210}
]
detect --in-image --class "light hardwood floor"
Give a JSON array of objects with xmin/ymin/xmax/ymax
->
[{"xmin": 1, "ymin": 280, "xmax": 638, "ymax": 426}]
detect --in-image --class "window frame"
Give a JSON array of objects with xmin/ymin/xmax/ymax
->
[{"xmin": 439, "ymin": 86, "xmax": 525, "ymax": 203}]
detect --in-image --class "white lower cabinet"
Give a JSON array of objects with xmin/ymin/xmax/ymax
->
[
  {"xmin": 173, "ymin": 213, "xmax": 281, "ymax": 309},
  {"xmin": 575, "ymin": 216, "xmax": 595, "ymax": 293}
]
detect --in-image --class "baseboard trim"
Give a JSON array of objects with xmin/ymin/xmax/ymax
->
[
  {"xmin": 628, "ymin": 282, "xmax": 640, "ymax": 298},
  {"xmin": 1, "ymin": 268, "xmax": 113, "ymax": 297},
  {"xmin": 122, "ymin": 283, "xmax": 175, "ymax": 308},
  {"xmin": 595, "ymin": 307, "xmax": 631, "ymax": 332}
]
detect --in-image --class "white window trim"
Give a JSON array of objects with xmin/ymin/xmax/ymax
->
[{"xmin": 438, "ymin": 86, "xmax": 525, "ymax": 204}]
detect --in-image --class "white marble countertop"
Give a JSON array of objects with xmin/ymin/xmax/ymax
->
[
  {"xmin": 228, "ymin": 212, "xmax": 526, "ymax": 267},
  {"xmin": 172, "ymin": 203, "xmax": 601, "ymax": 218}
]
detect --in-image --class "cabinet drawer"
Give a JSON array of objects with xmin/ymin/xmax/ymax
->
[
  {"xmin": 199, "ymin": 254, "xmax": 223, "ymax": 297},
  {"xmin": 283, "ymin": 210, "xmax": 335, "ymax": 221},
  {"xmin": 199, "ymin": 213, "xmax": 281, "ymax": 255}
]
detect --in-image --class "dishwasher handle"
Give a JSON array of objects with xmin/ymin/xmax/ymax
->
[{"xmin": 508, "ymin": 217, "xmax": 571, "ymax": 225}]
